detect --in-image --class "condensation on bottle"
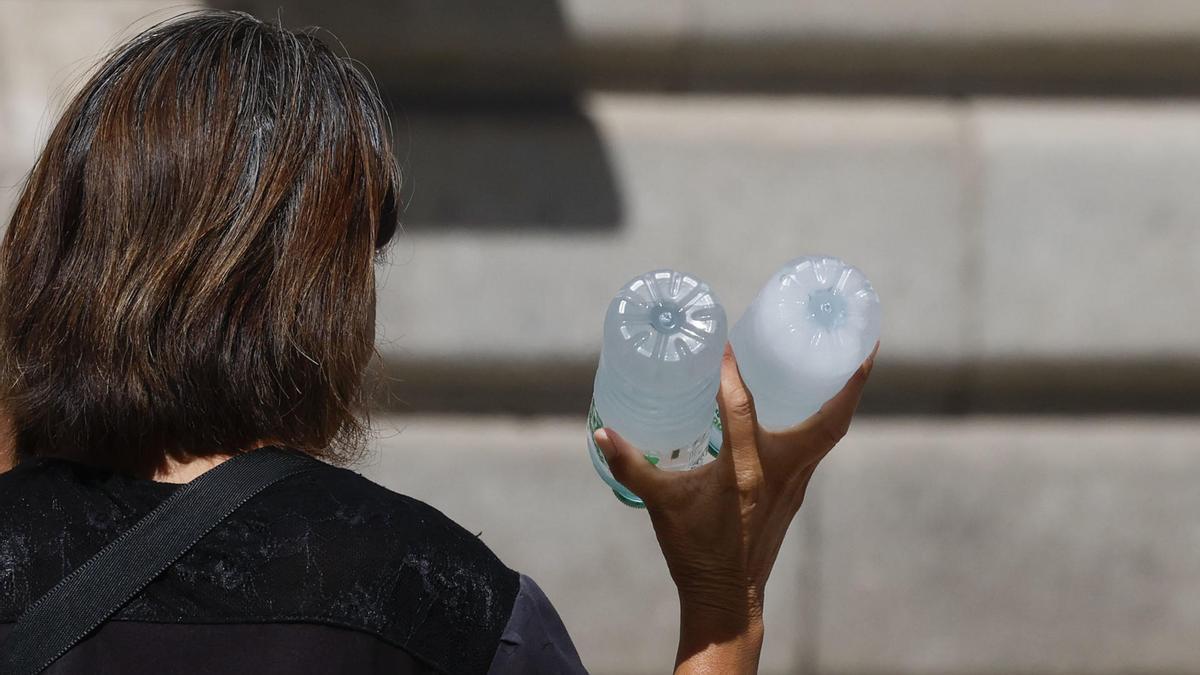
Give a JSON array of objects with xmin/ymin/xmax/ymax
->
[
  {"xmin": 730, "ymin": 255, "xmax": 881, "ymax": 430},
  {"xmin": 586, "ymin": 269, "xmax": 727, "ymax": 507}
]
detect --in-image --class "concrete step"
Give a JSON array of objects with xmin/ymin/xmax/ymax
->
[
  {"xmin": 361, "ymin": 415, "xmax": 1200, "ymax": 674},
  {"xmin": 217, "ymin": 0, "xmax": 1200, "ymax": 94},
  {"xmin": 380, "ymin": 96, "xmax": 968, "ymax": 361},
  {"xmin": 374, "ymin": 95, "xmax": 1200, "ymax": 413}
]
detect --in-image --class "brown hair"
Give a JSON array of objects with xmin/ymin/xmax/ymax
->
[{"xmin": 0, "ymin": 11, "xmax": 399, "ymax": 475}]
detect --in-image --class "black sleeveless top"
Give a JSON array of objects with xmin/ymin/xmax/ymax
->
[{"xmin": 0, "ymin": 457, "xmax": 587, "ymax": 674}]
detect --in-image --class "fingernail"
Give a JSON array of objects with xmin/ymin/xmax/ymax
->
[
  {"xmin": 864, "ymin": 341, "xmax": 880, "ymax": 374},
  {"xmin": 594, "ymin": 428, "xmax": 616, "ymax": 462}
]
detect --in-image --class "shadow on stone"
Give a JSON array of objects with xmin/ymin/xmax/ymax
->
[
  {"xmin": 366, "ymin": 356, "xmax": 1200, "ymax": 417},
  {"xmin": 209, "ymin": 0, "xmax": 623, "ymax": 231}
]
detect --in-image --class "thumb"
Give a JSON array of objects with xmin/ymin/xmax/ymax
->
[{"xmin": 593, "ymin": 428, "xmax": 666, "ymax": 503}]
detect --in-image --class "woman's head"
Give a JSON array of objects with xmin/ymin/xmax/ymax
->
[{"xmin": 0, "ymin": 11, "xmax": 399, "ymax": 474}]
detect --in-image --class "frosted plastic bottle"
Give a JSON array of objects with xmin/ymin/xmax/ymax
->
[
  {"xmin": 730, "ymin": 256, "xmax": 881, "ymax": 430},
  {"xmin": 587, "ymin": 269, "xmax": 727, "ymax": 507}
]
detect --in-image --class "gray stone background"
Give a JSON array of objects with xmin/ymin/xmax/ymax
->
[{"xmin": 2, "ymin": 1, "xmax": 1199, "ymax": 673}]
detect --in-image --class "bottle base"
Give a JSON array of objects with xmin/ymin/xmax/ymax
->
[{"xmin": 612, "ymin": 488, "xmax": 647, "ymax": 509}]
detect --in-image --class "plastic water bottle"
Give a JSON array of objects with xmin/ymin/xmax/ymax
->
[
  {"xmin": 587, "ymin": 269, "xmax": 727, "ymax": 507},
  {"xmin": 730, "ymin": 256, "xmax": 881, "ymax": 430}
]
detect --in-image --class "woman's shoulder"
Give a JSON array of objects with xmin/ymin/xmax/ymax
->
[
  {"xmin": 0, "ymin": 457, "xmax": 523, "ymax": 675},
  {"xmin": 0, "ymin": 455, "xmax": 516, "ymax": 582},
  {"xmin": 270, "ymin": 460, "xmax": 513, "ymax": 568},
  {"xmin": 291, "ymin": 467, "xmax": 587, "ymax": 674},
  {"xmin": 183, "ymin": 461, "xmax": 524, "ymax": 672},
  {"xmin": 254, "ymin": 460, "xmax": 524, "ymax": 608}
]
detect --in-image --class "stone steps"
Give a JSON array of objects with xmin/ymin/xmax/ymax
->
[
  {"xmin": 221, "ymin": 0, "xmax": 1200, "ymax": 95},
  {"xmin": 373, "ymin": 95, "xmax": 1200, "ymax": 412},
  {"xmin": 363, "ymin": 414, "xmax": 1200, "ymax": 674},
  {"xmin": 3, "ymin": 3, "xmax": 1198, "ymax": 413}
]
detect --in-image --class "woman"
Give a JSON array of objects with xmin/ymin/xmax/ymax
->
[{"xmin": 0, "ymin": 11, "xmax": 876, "ymax": 674}]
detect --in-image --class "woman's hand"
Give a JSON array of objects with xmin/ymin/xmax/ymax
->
[{"xmin": 593, "ymin": 341, "xmax": 878, "ymax": 673}]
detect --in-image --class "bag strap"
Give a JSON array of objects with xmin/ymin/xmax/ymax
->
[{"xmin": 0, "ymin": 448, "xmax": 318, "ymax": 675}]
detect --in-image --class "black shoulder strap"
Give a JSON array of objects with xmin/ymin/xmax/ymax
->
[{"xmin": 0, "ymin": 448, "xmax": 317, "ymax": 675}]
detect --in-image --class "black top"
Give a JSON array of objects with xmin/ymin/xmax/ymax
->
[{"xmin": 0, "ymin": 457, "xmax": 587, "ymax": 674}]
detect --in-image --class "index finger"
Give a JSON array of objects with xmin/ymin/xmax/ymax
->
[{"xmin": 716, "ymin": 342, "xmax": 759, "ymax": 454}]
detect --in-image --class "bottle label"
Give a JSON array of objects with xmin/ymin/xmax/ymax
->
[{"xmin": 707, "ymin": 408, "xmax": 723, "ymax": 458}]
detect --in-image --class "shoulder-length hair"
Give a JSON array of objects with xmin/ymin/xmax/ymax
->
[{"xmin": 0, "ymin": 11, "xmax": 399, "ymax": 474}]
